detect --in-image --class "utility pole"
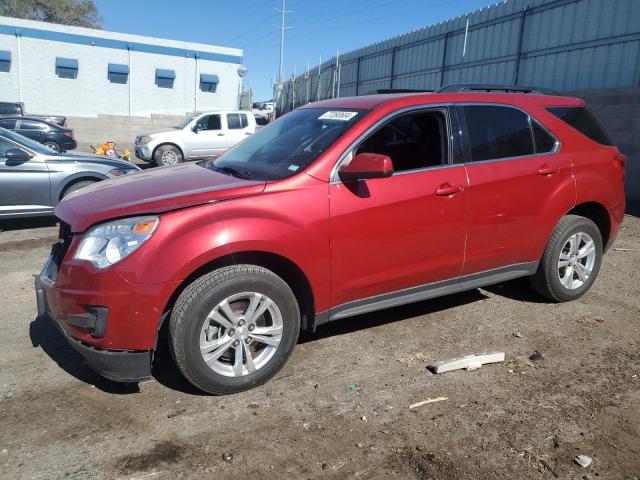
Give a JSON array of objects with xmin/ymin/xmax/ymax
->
[{"xmin": 273, "ymin": 0, "xmax": 293, "ymax": 115}]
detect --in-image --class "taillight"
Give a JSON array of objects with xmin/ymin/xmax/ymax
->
[
  {"xmin": 63, "ymin": 130, "xmax": 74, "ymax": 138},
  {"xmin": 613, "ymin": 151, "xmax": 626, "ymax": 182}
]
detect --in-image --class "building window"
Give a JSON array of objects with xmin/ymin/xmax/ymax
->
[
  {"xmin": 0, "ymin": 51, "xmax": 11, "ymax": 73},
  {"xmin": 56, "ymin": 57, "xmax": 78, "ymax": 79},
  {"xmin": 199, "ymin": 74, "xmax": 219, "ymax": 92},
  {"xmin": 108, "ymin": 63, "xmax": 129, "ymax": 84},
  {"xmin": 155, "ymin": 69, "xmax": 175, "ymax": 89}
]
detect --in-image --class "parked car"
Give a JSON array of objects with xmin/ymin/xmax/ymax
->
[
  {"xmin": 36, "ymin": 85, "xmax": 625, "ymax": 394},
  {"xmin": 0, "ymin": 127, "xmax": 139, "ymax": 218},
  {"xmin": 134, "ymin": 111, "xmax": 257, "ymax": 167},
  {"xmin": 0, "ymin": 116, "xmax": 76, "ymax": 152},
  {"xmin": 0, "ymin": 101, "xmax": 67, "ymax": 127}
]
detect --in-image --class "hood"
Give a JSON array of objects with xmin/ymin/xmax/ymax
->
[
  {"xmin": 55, "ymin": 163, "xmax": 266, "ymax": 232},
  {"xmin": 50, "ymin": 151, "xmax": 137, "ymax": 170}
]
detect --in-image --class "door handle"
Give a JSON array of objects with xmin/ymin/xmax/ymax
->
[
  {"xmin": 217, "ymin": 133, "xmax": 225, "ymax": 136},
  {"xmin": 435, "ymin": 182, "xmax": 464, "ymax": 196},
  {"xmin": 538, "ymin": 164, "xmax": 558, "ymax": 176},
  {"xmin": 244, "ymin": 132, "xmax": 252, "ymax": 135}
]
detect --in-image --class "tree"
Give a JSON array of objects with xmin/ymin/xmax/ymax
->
[{"xmin": 0, "ymin": 0, "xmax": 101, "ymax": 29}]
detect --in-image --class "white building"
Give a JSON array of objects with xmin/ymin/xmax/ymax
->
[{"xmin": 0, "ymin": 16, "xmax": 244, "ymax": 117}]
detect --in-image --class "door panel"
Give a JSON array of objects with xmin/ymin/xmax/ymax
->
[
  {"xmin": 462, "ymin": 153, "xmax": 573, "ymax": 274},
  {"xmin": 188, "ymin": 114, "xmax": 226, "ymax": 157},
  {"xmin": 329, "ymin": 166, "xmax": 468, "ymax": 307},
  {"xmin": 0, "ymin": 140, "xmax": 51, "ymax": 213},
  {"xmin": 458, "ymin": 104, "xmax": 574, "ymax": 274}
]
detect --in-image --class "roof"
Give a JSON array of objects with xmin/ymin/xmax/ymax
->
[
  {"xmin": 300, "ymin": 92, "xmax": 585, "ymax": 111},
  {"xmin": 0, "ymin": 15, "xmax": 242, "ymax": 64}
]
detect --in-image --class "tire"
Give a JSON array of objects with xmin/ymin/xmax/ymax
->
[
  {"xmin": 61, "ymin": 180, "xmax": 95, "ymax": 199},
  {"xmin": 529, "ymin": 215, "xmax": 603, "ymax": 302},
  {"xmin": 44, "ymin": 141, "xmax": 61, "ymax": 152},
  {"xmin": 153, "ymin": 144, "xmax": 183, "ymax": 167},
  {"xmin": 169, "ymin": 265, "xmax": 300, "ymax": 394}
]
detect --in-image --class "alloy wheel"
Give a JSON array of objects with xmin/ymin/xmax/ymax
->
[
  {"xmin": 557, "ymin": 232, "xmax": 596, "ymax": 290},
  {"xmin": 199, "ymin": 292, "xmax": 283, "ymax": 377}
]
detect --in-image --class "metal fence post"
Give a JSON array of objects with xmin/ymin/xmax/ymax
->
[
  {"xmin": 389, "ymin": 47, "xmax": 397, "ymax": 89},
  {"xmin": 440, "ymin": 32, "xmax": 449, "ymax": 87},
  {"xmin": 355, "ymin": 56, "xmax": 361, "ymax": 96},
  {"xmin": 513, "ymin": 5, "xmax": 530, "ymax": 85}
]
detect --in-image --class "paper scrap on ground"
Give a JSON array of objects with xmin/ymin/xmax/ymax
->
[{"xmin": 408, "ymin": 397, "xmax": 448, "ymax": 410}]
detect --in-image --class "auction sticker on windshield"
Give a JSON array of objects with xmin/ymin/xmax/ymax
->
[{"xmin": 318, "ymin": 111, "xmax": 358, "ymax": 121}]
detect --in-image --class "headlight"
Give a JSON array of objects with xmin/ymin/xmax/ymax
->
[
  {"xmin": 74, "ymin": 216, "xmax": 159, "ymax": 269},
  {"xmin": 136, "ymin": 136, "xmax": 152, "ymax": 145}
]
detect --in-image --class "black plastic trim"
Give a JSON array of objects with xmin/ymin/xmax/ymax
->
[{"xmin": 326, "ymin": 262, "xmax": 538, "ymax": 322}]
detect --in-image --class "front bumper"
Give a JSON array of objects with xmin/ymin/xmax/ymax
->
[
  {"xmin": 135, "ymin": 144, "xmax": 153, "ymax": 161},
  {"xmin": 35, "ymin": 276, "xmax": 152, "ymax": 382}
]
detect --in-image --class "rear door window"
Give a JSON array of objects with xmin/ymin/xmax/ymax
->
[
  {"xmin": 531, "ymin": 121, "xmax": 557, "ymax": 153},
  {"xmin": 18, "ymin": 120, "xmax": 47, "ymax": 131},
  {"xmin": 0, "ymin": 118, "xmax": 17, "ymax": 129},
  {"xmin": 227, "ymin": 114, "xmax": 242, "ymax": 130},
  {"xmin": 546, "ymin": 106, "xmax": 612, "ymax": 146},
  {"xmin": 463, "ymin": 106, "xmax": 534, "ymax": 161}
]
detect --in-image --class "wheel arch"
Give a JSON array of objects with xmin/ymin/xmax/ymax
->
[
  {"xmin": 567, "ymin": 201, "xmax": 611, "ymax": 249},
  {"xmin": 152, "ymin": 142, "xmax": 185, "ymax": 161},
  {"xmin": 56, "ymin": 175, "xmax": 105, "ymax": 202},
  {"xmin": 155, "ymin": 250, "xmax": 317, "ymax": 352}
]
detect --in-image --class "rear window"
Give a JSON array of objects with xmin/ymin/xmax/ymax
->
[
  {"xmin": 546, "ymin": 106, "xmax": 612, "ymax": 146},
  {"xmin": 0, "ymin": 103, "xmax": 21, "ymax": 115}
]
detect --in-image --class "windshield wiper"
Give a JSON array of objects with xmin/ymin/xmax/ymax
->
[{"xmin": 212, "ymin": 165, "xmax": 252, "ymax": 180}]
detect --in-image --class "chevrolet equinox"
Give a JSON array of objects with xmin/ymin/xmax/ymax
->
[{"xmin": 35, "ymin": 85, "xmax": 626, "ymax": 394}]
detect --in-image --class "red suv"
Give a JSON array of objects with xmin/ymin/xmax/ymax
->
[{"xmin": 35, "ymin": 85, "xmax": 626, "ymax": 394}]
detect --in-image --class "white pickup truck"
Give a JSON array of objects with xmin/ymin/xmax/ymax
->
[{"xmin": 134, "ymin": 110, "xmax": 257, "ymax": 166}]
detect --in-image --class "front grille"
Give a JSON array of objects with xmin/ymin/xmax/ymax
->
[
  {"xmin": 42, "ymin": 221, "xmax": 74, "ymax": 284},
  {"xmin": 59, "ymin": 221, "xmax": 72, "ymax": 241}
]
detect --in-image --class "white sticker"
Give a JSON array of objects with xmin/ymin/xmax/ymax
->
[
  {"xmin": 288, "ymin": 165, "xmax": 300, "ymax": 171},
  {"xmin": 318, "ymin": 111, "xmax": 358, "ymax": 121}
]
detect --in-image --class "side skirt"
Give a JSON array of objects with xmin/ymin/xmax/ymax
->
[{"xmin": 315, "ymin": 262, "xmax": 538, "ymax": 327}]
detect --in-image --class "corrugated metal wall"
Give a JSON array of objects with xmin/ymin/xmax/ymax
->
[{"xmin": 277, "ymin": 0, "xmax": 640, "ymax": 114}]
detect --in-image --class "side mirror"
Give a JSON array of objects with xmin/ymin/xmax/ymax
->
[
  {"xmin": 4, "ymin": 148, "xmax": 31, "ymax": 164},
  {"xmin": 339, "ymin": 153, "xmax": 393, "ymax": 182},
  {"xmin": 192, "ymin": 124, "xmax": 201, "ymax": 134}
]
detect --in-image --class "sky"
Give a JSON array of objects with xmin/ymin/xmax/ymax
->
[{"xmin": 94, "ymin": 0, "xmax": 496, "ymax": 100}]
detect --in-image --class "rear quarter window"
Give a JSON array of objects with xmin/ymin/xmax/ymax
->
[{"xmin": 546, "ymin": 106, "xmax": 612, "ymax": 146}]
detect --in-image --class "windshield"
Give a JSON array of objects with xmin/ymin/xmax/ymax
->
[
  {"xmin": 175, "ymin": 115, "xmax": 196, "ymax": 129},
  {"xmin": 0, "ymin": 127, "xmax": 57, "ymax": 155},
  {"xmin": 201, "ymin": 108, "xmax": 366, "ymax": 181}
]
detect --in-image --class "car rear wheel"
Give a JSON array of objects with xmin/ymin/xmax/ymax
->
[
  {"xmin": 153, "ymin": 144, "xmax": 183, "ymax": 167},
  {"xmin": 530, "ymin": 215, "xmax": 603, "ymax": 302},
  {"xmin": 169, "ymin": 265, "xmax": 300, "ymax": 394},
  {"xmin": 44, "ymin": 141, "xmax": 61, "ymax": 152}
]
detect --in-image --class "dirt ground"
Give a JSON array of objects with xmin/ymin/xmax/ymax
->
[{"xmin": 0, "ymin": 214, "xmax": 638, "ymax": 480}]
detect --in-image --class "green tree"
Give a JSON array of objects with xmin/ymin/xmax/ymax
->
[{"xmin": 0, "ymin": 0, "xmax": 101, "ymax": 29}]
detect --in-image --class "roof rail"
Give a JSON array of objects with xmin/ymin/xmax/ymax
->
[
  {"xmin": 437, "ymin": 84, "xmax": 558, "ymax": 95},
  {"xmin": 375, "ymin": 88, "xmax": 434, "ymax": 94}
]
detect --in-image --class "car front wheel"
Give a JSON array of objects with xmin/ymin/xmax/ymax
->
[
  {"xmin": 530, "ymin": 214, "xmax": 603, "ymax": 302},
  {"xmin": 153, "ymin": 144, "xmax": 183, "ymax": 167},
  {"xmin": 169, "ymin": 265, "xmax": 300, "ymax": 394}
]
